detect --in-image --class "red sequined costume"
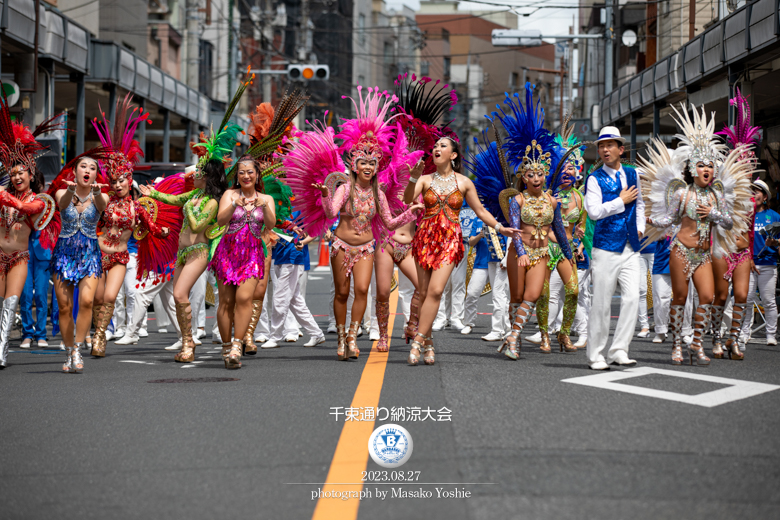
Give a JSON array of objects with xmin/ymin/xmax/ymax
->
[
  {"xmin": 99, "ymin": 195, "xmax": 167, "ymax": 271},
  {"xmin": 411, "ymin": 178, "xmax": 465, "ymax": 270},
  {"xmin": 0, "ymin": 190, "xmax": 57, "ymax": 275}
]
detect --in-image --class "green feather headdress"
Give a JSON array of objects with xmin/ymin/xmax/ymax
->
[{"xmin": 190, "ymin": 70, "xmax": 255, "ymax": 168}]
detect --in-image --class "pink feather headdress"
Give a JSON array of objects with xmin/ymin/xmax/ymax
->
[
  {"xmin": 92, "ymin": 93, "xmax": 151, "ymax": 182},
  {"xmin": 716, "ymin": 87, "xmax": 761, "ymax": 167},
  {"xmin": 337, "ymin": 86, "xmax": 399, "ymax": 173}
]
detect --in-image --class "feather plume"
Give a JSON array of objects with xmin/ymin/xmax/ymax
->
[
  {"xmin": 465, "ymin": 127, "xmax": 511, "ymax": 225},
  {"xmin": 637, "ymin": 138, "xmax": 686, "ymax": 244}
]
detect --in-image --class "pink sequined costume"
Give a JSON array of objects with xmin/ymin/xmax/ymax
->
[{"xmin": 210, "ymin": 204, "xmax": 267, "ymax": 284}]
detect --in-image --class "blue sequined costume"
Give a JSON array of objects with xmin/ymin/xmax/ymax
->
[{"xmin": 51, "ymin": 196, "xmax": 102, "ymax": 283}]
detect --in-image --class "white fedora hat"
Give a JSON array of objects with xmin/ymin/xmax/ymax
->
[{"xmin": 595, "ymin": 126, "xmax": 626, "ymax": 144}]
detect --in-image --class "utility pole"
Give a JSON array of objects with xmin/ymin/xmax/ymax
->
[
  {"xmin": 689, "ymin": 0, "xmax": 696, "ymax": 40},
  {"xmin": 264, "ymin": 0, "xmax": 273, "ymax": 102},
  {"xmin": 186, "ymin": 0, "xmax": 199, "ymax": 86},
  {"xmin": 228, "ymin": 0, "xmax": 235, "ymax": 96},
  {"xmin": 605, "ymin": 0, "xmax": 613, "ymax": 94}
]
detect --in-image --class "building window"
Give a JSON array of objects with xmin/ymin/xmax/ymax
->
[
  {"xmin": 420, "ymin": 61, "xmax": 429, "ymax": 76},
  {"xmin": 199, "ymin": 39, "xmax": 214, "ymax": 97},
  {"xmin": 442, "ymin": 28, "xmax": 450, "ymax": 42},
  {"xmin": 443, "ymin": 57, "xmax": 451, "ymax": 80},
  {"xmin": 358, "ymin": 14, "xmax": 366, "ymax": 46},
  {"xmin": 358, "ymin": 75, "xmax": 365, "ymax": 86},
  {"xmin": 511, "ymin": 72, "xmax": 519, "ymax": 88},
  {"xmin": 384, "ymin": 42, "xmax": 393, "ymax": 65}
]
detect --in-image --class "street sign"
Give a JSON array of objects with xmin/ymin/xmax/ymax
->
[{"xmin": 2, "ymin": 80, "xmax": 20, "ymax": 107}]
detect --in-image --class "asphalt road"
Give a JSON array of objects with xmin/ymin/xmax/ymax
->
[{"xmin": 2, "ymin": 267, "xmax": 779, "ymax": 520}]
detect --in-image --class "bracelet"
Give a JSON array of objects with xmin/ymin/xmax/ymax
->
[
  {"xmin": 494, "ymin": 223, "xmax": 503, "ymax": 232},
  {"xmin": 409, "ymin": 177, "xmax": 419, "ymax": 184},
  {"xmin": 67, "ymin": 185, "xmax": 76, "ymax": 193},
  {"xmin": 232, "ymin": 199, "xmax": 238, "ymax": 208}
]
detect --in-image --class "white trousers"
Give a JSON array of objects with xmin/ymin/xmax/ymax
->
[
  {"xmin": 151, "ymin": 293, "xmax": 170, "ymax": 331},
  {"xmin": 652, "ymin": 273, "xmax": 671, "ymax": 334},
  {"xmin": 257, "ymin": 261, "xmax": 300, "ymax": 338},
  {"xmin": 269, "ymin": 263, "xmax": 321, "ymax": 341},
  {"xmin": 111, "ymin": 253, "xmax": 147, "ymax": 335},
  {"xmin": 434, "ymin": 254, "xmax": 468, "ymax": 326},
  {"xmin": 587, "ymin": 245, "xmax": 640, "ymax": 364},
  {"xmin": 462, "ymin": 263, "xmax": 509, "ymax": 335},
  {"xmin": 637, "ymin": 253, "xmax": 654, "ymax": 329},
  {"xmin": 741, "ymin": 265, "xmax": 778, "ymax": 340},
  {"xmin": 126, "ymin": 274, "xmax": 178, "ymax": 337}
]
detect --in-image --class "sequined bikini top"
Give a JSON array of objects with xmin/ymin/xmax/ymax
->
[
  {"xmin": 423, "ymin": 172, "xmax": 463, "ymax": 223},
  {"xmin": 682, "ymin": 184, "xmax": 716, "ymax": 245},
  {"xmin": 101, "ymin": 196, "xmax": 135, "ymax": 247},
  {"xmin": 226, "ymin": 204, "xmax": 265, "ymax": 239},
  {"xmin": 182, "ymin": 189, "xmax": 215, "ymax": 233},
  {"xmin": 60, "ymin": 194, "xmax": 100, "ymax": 239},
  {"xmin": 344, "ymin": 184, "xmax": 376, "ymax": 235},
  {"xmin": 520, "ymin": 191, "xmax": 554, "ymax": 239}
]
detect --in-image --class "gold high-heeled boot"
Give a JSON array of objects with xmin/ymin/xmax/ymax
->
[
  {"xmin": 336, "ymin": 324, "xmax": 347, "ymax": 361},
  {"xmin": 174, "ymin": 301, "xmax": 196, "ymax": 363},
  {"xmin": 91, "ymin": 302, "xmax": 115, "ymax": 357},
  {"xmin": 346, "ymin": 321, "xmax": 360, "ymax": 359},
  {"xmin": 243, "ymin": 300, "xmax": 263, "ymax": 355}
]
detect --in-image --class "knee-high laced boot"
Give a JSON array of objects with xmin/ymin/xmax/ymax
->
[
  {"xmin": 557, "ymin": 271, "xmax": 579, "ymax": 353},
  {"xmin": 724, "ymin": 303, "xmax": 746, "ymax": 360},
  {"xmin": 710, "ymin": 305, "xmax": 725, "ymax": 358},
  {"xmin": 404, "ymin": 290, "xmax": 420, "ymax": 344},
  {"xmin": 498, "ymin": 301, "xmax": 536, "ymax": 360},
  {"xmin": 0, "ymin": 296, "xmax": 13, "ymax": 369},
  {"xmin": 376, "ymin": 300, "xmax": 390, "ymax": 352},
  {"xmin": 174, "ymin": 301, "xmax": 196, "ymax": 362},
  {"xmin": 91, "ymin": 302, "xmax": 115, "ymax": 357},
  {"xmin": 669, "ymin": 305, "xmax": 684, "ymax": 365},
  {"xmin": 689, "ymin": 304, "xmax": 712, "ymax": 366},
  {"xmin": 536, "ymin": 281, "xmax": 551, "ymax": 353},
  {"xmin": 243, "ymin": 300, "xmax": 263, "ymax": 355}
]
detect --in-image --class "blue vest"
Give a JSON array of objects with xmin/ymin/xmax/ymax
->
[{"xmin": 591, "ymin": 166, "xmax": 641, "ymax": 253}]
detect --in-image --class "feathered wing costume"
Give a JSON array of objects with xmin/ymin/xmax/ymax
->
[
  {"xmin": 0, "ymin": 83, "xmax": 64, "ymax": 368},
  {"xmin": 639, "ymin": 103, "xmax": 753, "ymax": 260}
]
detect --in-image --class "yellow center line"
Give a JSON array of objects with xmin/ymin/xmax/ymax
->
[{"xmin": 311, "ymin": 288, "xmax": 399, "ymax": 520}]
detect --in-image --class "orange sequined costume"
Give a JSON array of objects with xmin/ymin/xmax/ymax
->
[{"xmin": 412, "ymin": 174, "xmax": 465, "ymax": 270}]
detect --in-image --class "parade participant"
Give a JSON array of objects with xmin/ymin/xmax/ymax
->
[
  {"xmin": 211, "ymin": 156, "xmax": 276, "ymax": 368},
  {"xmin": 640, "ymin": 104, "xmax": 753, "ymax": 366},
  {"xmin": 287, "ymin": 87, "xmax": 422, "ymax": 361},
  {"xmin": 582, "ymin": 125, "xmax": 645, "ymax": 369},
  {"xmin": 386, "ymin": 73, "xmax": 457, "ymax": 347},
  {"xmin": 528, "ymin": 117, "xmax": 585, "ymax": 353},
  {"xmin": 651, "ymin": 237, "xmax": 673, "ymax": 343},
  {"xmin": 404, "ymin": 127, "xmax": 518, "ymax": 366},
  {"xmin": 89, "ymin": 95, "xmax": 174, "ymax": 358},
  {"xmin": 741, "ymin": 180, "xmax": 779, "ymax": 346},
  {"xmin": 711, "ymin": 89, "xmax": 761, "ymax": 359},
  {"xmin": 49, "ymin": 155, "xmax": 109, "ymax": 373},
  {"xmin": 432, "ymin": 201, "xmax": 473, "ymax": 332},
  {"xmin": 0, "ymin": 92, "xmax": 60, "ymax": 369},
  {"xmin": 237, "ymin": 91, "xmax": 308, "ymax": 355},
  {"xmin": 19, "ymin": 232, "xmax": 51, "ymax": 349},
  {"xmin": 468, "ymin": 86, "xmax": 572, "ymax": 360}
]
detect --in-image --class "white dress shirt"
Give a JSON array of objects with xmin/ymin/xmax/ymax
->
[{"xmin": 584, "ymin": 164, "xmax": 646, "ymax": 235}]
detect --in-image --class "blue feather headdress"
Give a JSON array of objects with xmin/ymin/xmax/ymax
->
[
  {"xmin": 465, "ymin": 126, "xmax": 511, "ymax": 225},
  {"xmin": 490, "ymin": 83, "xmax": 566, "ymax": 193}
]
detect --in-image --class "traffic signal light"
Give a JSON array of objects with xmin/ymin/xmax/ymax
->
[{"xmin": 287, "ymin": 64, "xmax": 329, "ymax": 81}]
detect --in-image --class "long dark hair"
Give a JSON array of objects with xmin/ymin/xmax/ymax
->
[
  {"xmin": 202, "ymin": 159, "xmax": 227, "ymax": 200},
  {"xmin": 234, "ymin": 155, "xmax": 265, "ymax": 193},
  {"xmin": 444, "ymin": 137, "xmax": 463, "ymax": 173}
]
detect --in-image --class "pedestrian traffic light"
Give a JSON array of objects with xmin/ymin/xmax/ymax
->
[{"xmin": 287, "ymin": 64, "xmax": 329, "ymax": 81}]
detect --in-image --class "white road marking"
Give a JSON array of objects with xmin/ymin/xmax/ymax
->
[
  {"xmin": 562, "ymin": 366, "xmax": 780, "ymax": 408},
  {"xmin": 118, "ymin": 360, "xmax": 155, "ymax": 365}
]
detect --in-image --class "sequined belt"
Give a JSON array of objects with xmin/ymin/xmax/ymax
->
[
  {"xmin": 389, "ymin": 237, "xmax": 412, "ymax": 263},
  {"xmin": 176, "ymin": 242, "xmax": 209, "ymax": 267},
  {"xmin": 330, "ymin": 236, "xmax": 375, "ymax": 276},
  {"xmin": 671, "ymin": 237, "xmax": 711, "ymax": 280},
  {"xmin": 0, "ymin": 249, "xmax": 29, "ymax": 276},
  {"xmin": 526, "ymin": 244, "xmax": 549, "ymax": 269}
]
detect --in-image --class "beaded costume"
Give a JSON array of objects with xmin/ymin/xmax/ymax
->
[
  {"xmin": 51, "ymin": 193, "xmax": 103, "ymax": 282},
  {"xmin": 640, "ymin": 103, "xmax": 753, "ymax": 365}
]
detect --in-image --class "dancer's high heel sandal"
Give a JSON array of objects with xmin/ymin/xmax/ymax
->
[
  {"xmin": 347, "ymin": 321, "xmax": 360, "ymax": 359},
  {"xmin": 669, "ymin": 305, "xmax": 684, "ymax": 365},
  {"xmin": 539, "ymin": 330, "xmax": 551, "ymax": 354},
  {"xmin": 71, "ymin": 343, "xmax": 84, "ymax": 373},
  {"xmin": 422, "ymin": 335, "xmax": 435, "ymax": 365},
  {"xmin": 221, "ymin": 341, "xmax": 231, "ymax": 361},
  {"xmin": 174, "ymin": 302, "xmax": 196, "ymax": 363},
  {"xmin": 62, "ymin": 347, "xmax": 74, "ymax": 373},
  {"xmin": 404, "ymin": 290, "xmax": 420, "ymax": 344},
  {"xmin": 336, "ymin": 324, "xmax": 348, "ymax": 361},
  {"xmin": 376, "ymin": 301, "xmax": 390, "ymax": 352},
  {"xmin": 408, "ymin": 334, "xmax": 423, "ymax": 366},
  {"xmin": 711, "ymin": 304, "xmax": 725, "ymax": 359},
  {"xmin": 498, "ymin": 301, "xmax": 535, "ymax": 361},
  {"xmin": 724, "ymin": 302, "xmax": 746, "ymax": 360},
  {"xmin": 243, "ymin": 300, "xmax": 263, "ymax": 355},
  {"xmin": 225, "ymin": 338, "xmax": 242, "ymax": 369},
  {"xmin": 557, "ymin": 333, "xmax": 576, "ymax": 353},
  {"xmin": 688, "ymin": 304, "xmax": 711, "ymax": 366}
]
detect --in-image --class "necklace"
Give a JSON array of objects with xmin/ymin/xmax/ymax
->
[
  {"xmin": 73, "ymin": 191, "xmax": 91, "ymax": 206},
  {"xmin": 522, "ymin": 190, "xmax": 550, "ymax": 240},
  {"xmin": 431, "ymin": 171, "xmax": 457, "ymax": 196}
]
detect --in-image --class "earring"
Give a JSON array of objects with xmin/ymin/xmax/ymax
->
[{"xmin": 450, "ymin": 160, "xmax": 455, "ymax": 170}]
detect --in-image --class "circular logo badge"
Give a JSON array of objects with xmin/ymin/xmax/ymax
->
[{"xmin": 368, "ymin": 424, "xmax": 413, "ymax": 468}]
